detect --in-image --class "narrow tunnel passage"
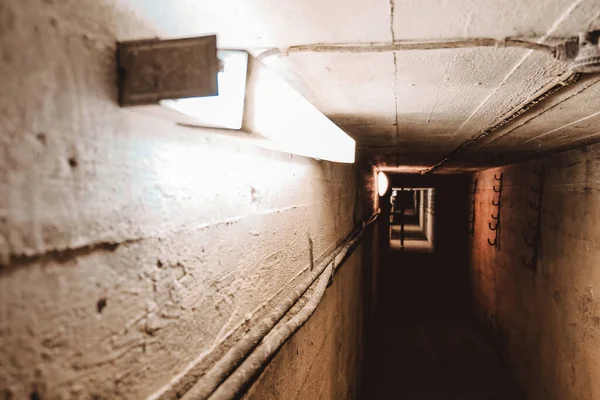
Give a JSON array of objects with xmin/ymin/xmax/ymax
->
[
  {"xmin": 362, "ymin": 174, "xmax": 521, "ymax": 399},
  {"xmin": 4, "ymin": 2, "xmax": 600, "ymax": 399}
]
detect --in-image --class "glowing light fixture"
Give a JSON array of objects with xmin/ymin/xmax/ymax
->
[
  {"xmin": 160, "ymin": 50, "xmax": 248, "ymax": 129},
  {"xmin": 378, "ymin": 171, "xmax": 389, "ymax": 196},
  {"xmin": 117, "ymin": 35, "xmax": 355, "ymax": 164},
  {"xmin": 238, "ymin": 56, "xmax": 355, "ymax": 163}
]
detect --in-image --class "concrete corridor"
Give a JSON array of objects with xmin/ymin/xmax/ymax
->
[
  {"xmin": 362, "ymin": 249, "xmax": 521, "ymax": 399},
  {"xmin": 4, "ymin": 2, "xmax": 600, "ymax": 399},
  {"xmin": 362, "ymin": 175, "xmax": 519, "ymax": 399}
]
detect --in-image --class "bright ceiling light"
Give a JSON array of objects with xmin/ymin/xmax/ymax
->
[
  {"xmin": 160, "ymin": 50, "xmax": 248, "ymax": 129},
  {"xmin": 117, "ymin": 35, "xmax": 355, "ymax": 164},
  {"xmin": 240, "ymin": 56, "xmax": 355, "ymax": 163},
  {"xmin": 378, "ymin": 172, "xmax": 389, "ymax": 196}
]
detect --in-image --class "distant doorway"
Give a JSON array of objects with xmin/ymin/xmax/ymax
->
[{"xmin": 389, "ymin": 188, "xmax": 434, "ymax": 251}]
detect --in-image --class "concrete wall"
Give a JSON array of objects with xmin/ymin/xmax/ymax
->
[
  {"xmin": 0, "ymin": 1, "xmax": 361, "ymax": 398},
  {"xmin": 418, "ymin": 190, "xmax": 425, "ymax": 229},
  {"xmin": 424, "ymin": 189, "xmax": 434, "ymax": 245},
  {"xmin": 469, "ymin": 144, "xmax": 600, "ymax": 400},
  {"xmin": 243, "ymin": 230, "xmax": 378, "ymax": 400}
]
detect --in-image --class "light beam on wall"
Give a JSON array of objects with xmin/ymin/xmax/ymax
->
[{"xmin": 117, "ymin": 35, "xmax": 355, "ymax": 164}]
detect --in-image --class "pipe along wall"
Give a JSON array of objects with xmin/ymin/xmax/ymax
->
[{"xmin": 0, "ymin": 1, "xmax": 378, "ymax": 398}]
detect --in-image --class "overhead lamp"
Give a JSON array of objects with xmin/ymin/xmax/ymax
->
[
  {"xmin": 160, "ymin": 50, "xmax": 248, "ymax": 129},
  {"xmin": 117, "ymin": 35, "xmax": 355, "ymax": 163},
  {"xmin": 378, "ymin": 172, "xmax": 389, "ymax": 196}
]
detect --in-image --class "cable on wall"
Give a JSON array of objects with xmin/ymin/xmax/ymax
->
[
  {"xmin": 258, "ymin": 31, "xmax": 600, "ymax": 73},
  {"xmin": 257, "ymin": 37, "xmax": 557, "ymax": 60},
  {"xmin": 149, "ymin": 210, "xmax": 380, "ymax": 400},
  {"xmin": 203, "ymin": 211, "xmax": 379, "ymax": 400},
  {"xmin": 423, "ymin": 71, "xmax": 580, "ymax": 174},
  {"xmin": 257, "ymin": 32, "xmax": 600, "ymax": 174}
]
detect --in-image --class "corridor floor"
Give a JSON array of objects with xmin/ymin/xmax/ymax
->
[{"xmin": 362, "ymin": 247, "xmax": 521, "ymax": 400}]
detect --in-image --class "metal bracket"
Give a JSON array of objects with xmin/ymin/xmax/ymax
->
[{"xmin": 117, "ymin": 35, "xmax": 219, "ymax": 106}]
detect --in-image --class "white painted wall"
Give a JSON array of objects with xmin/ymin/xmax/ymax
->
[{"xmin": 0, "ymin": 1, "xmax": 357, "ymax": 398}]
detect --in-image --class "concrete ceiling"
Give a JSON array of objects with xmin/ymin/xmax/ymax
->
[{"xmin": 126, "ymin": 0, "xmax": 600, "ymax": 170}]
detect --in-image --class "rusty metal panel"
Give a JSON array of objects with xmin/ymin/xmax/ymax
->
[{"xmin": 117, "ymin": 35, "xmax": 218, "ymax": 106}]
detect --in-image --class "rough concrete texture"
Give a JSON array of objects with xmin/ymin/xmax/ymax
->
[
  {"xmin": 242, "ymin": 237, "xmax": 376, "ymax": 400},
  {"xmin": 470, "ymin": 143, "xmax": 600, "ymax": 400},
  {"xmin": 123, "ymin": 0, "xmax": 600, "ymax": 167},
  {"xmin": 0, "ymin": 1, "xmax": 358, "ymax": 398}
]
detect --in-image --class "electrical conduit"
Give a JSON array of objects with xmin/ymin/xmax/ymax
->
[{"xmin": 155, "ymin": 211, "xmax": 379, "ymax": 400}]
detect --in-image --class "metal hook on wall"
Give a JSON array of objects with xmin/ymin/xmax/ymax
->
[
  {"xmin": 493, "ymin": 174, "xmax": 503, "ymax": 193},
  {"xmin": 488, "ymin": 171, "xmax": 503, "ymax": 250}
]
